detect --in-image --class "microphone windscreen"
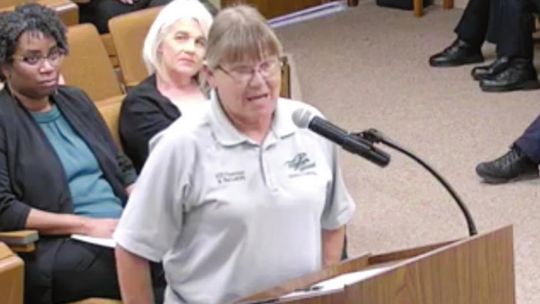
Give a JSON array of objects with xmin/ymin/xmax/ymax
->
[{"xmin": 292, "ymin": 108, "xmax": 313, "ymax": 129}]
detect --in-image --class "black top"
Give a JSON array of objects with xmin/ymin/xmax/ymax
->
[
  {"xmin": 120, "ymin": 74, "xmax": 181, "ymax": 173},
  {"xmin": 0, "ymin": 85, "xmax": 136, "ymax": 302}
]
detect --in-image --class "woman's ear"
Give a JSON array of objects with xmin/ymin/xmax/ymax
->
[
  {"xmin": 202, "ymin": 64, "xmax": 216, "ymax": 88},
  {"xmin": 157, "ymin": 40, "xmax": 163, "ymax": 56},
  {"xmin": 0, "ymin": 65, "xmax": 11, "ymax": 80},
  {"xmin": 155, "ymin": 42, "xmax": 164, "ymax": 66}
]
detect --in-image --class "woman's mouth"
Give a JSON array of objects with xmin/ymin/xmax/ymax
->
[
  {"xmin": 178, "ymin": 58, "xmax": 196, "ymax": 64},
  {"xmin": 39, "ymin": 79, "xmax": 57, "ymax": 88},
  {"xmin": 247, "ymin": 93, "xmax": 268, "ymax": 102}
]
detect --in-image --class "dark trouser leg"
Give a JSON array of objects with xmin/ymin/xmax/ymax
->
[
  {"xmin": 514, "ymin": 114, "xmax": 540, "ymax": 163},
  {"xmin": 341, "ymin": 234, "xmax": 348, "ymax": 260},
  {"xmin": 496, "ymin": 0, "xmax": 535, "ymax": 59},
  {"xmin": 150, "ymin": 262, "xmax": 166, "ymax": 304},
  {"xmin": 485, "ymin": 0, "xmax": 502, "ymax": 43},
  {"xmin": 51, "ymin": 240, "xmax": 165, "ymax": 304},
  {"xmin": 454, "ymin": 0, "xmax": 491, "ymax": 48},
  {"xmin": 22, "ymin": 251, "xmax": 53, "ymax": 304},
  {"xmin": 51, "ymin": 241, "xmax": 121, "ymax": 303}
]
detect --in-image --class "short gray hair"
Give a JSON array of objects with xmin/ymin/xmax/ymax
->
[
  {"xmin": 142, "ymin": 0, "xmax": 213, "ymax": 75},
  {"xmin": 205, "ymin": 5, "xmax": 283, "ymax": 69}
]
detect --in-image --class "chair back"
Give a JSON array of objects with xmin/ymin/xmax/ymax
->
[
  {"xmin": 0, "ymin": 242, "xmax": 24, "ymax": 304},
  {"xmin": 96, "ymin": 95, "xmax": 125, "ymax": 150},
  {"xmin": 61, "ymin": 24, "xmax": 124, "ymax": 103},
  {"xmin": 108, "ymin": 6, "xmax": 162, "ymax": 88},
  {"xmin": 100, "ymin": 33, "xmax": 120, "ymax": 68}
]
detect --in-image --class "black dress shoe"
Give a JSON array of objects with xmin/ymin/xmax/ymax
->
[
  {"xmin": 429, "ymin": 39, "xmax": 484, "ymax": 67},
  {"xmin": 476, "ymin": 147, "xmax": 539, "ymax": 184},
  {"xmin": 480, "ymin": 58, "xmax": 540, "ymax": 92},
  {"xmin": 471, "ymin": 56, "xmax": 510, "ymax": 81}
]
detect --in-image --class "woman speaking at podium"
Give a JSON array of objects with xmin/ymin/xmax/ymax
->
[{"xmin": 114, "ymin": 4, "xmax": 356, "ymax": 303}]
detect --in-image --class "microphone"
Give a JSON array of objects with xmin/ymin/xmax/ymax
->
[{"xmin": 292, "ymin": 109, "xmax": 390, "ymax": 167}]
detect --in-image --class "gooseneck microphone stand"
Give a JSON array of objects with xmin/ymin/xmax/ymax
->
[{"xmin": 353, "ymin": 128, "xmax": 478, "ymax": 237}]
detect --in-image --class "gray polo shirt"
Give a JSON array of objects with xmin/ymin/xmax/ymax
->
[{"xmin": 114, "ymin": 94, "xmax": 356, "ymax": 304}]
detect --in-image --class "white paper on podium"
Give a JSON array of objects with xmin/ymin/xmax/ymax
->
[
  {"xmin": 71, "ymin": 234, "xmax": 116, "ymax": 248},
  {"xmin": 281, "ymin": 266, "xmax": 391, "ymax": 300}
]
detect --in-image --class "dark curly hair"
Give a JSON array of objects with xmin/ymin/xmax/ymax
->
[{"xmin": 0, "ymin": 3, "xmax": 68, "ymax": 81}]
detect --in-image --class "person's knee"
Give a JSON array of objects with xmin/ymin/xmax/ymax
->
[{"xmin": 52, "ymin": 242, "xmax": 120, "ymax": 302}]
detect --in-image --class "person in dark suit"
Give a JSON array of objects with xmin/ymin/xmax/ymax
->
[
  {"xmin": 476, "ymin": 114, "xmax": 540, "ymax": 183},
  {"xmin": 429, "ymin": 0, "xmax": 540, "ymax": 92}
]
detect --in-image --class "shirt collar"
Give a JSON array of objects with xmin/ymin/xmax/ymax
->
[
  {"xmin": 271, "ymin": 99, "xmax": 296, "ymax": 139},
  {"xmin": 30, "ymin": 104, "xmax": 61, "ymax": 123},
  {"xmin": 209, "ymin": 91, "xmax": 297, "ymax": 147}
]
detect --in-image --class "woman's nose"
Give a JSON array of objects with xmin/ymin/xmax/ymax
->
[
  {"xmin": 39, "ymin": 59, "xmax": 55, "ymax": 73},
  {"xmin": 182, "ymin": 39, "xmax": 196, "ymax": 53}
]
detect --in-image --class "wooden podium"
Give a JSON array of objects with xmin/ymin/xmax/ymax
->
[{"xmin": 239, "ymin": 225, "xmax": 515, "ymax": 304}]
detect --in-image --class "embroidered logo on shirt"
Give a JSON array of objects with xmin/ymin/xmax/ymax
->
[
  {"xmin": 215, "ymin": 171, "xmax": 246, "ymax": 184},
  {"xmin": 285, "ymin": 153, "xmax": 316, "ymax": 177}
]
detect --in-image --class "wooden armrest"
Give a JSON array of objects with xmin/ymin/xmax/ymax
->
[
  {"xmin": 101, "ymin": 33, "xmax": 120, "ymax": 68},
  {"xmin": 0, "ymin": 230, "xmax": 39, "ymax": 253}
]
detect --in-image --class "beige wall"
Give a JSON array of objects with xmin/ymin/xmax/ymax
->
[
  {"xmin": 209, "ymin": 0, "xmax": 221, "ymax": 9},
  {"xmin": 207, "ymin": 0, "xmax": 467, "ymax": 13},
  {"xmin": 208, "ymin": 0, "xmax": 467, "ymax": 14}
]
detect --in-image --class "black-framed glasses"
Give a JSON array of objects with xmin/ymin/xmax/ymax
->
[
  {"xmin": 12, "ymin": 48, "xmax": 66, "ymax": 67},
  {"xmin": 217, "ymin": 57, "xmax": 284, "ymax": 85}
]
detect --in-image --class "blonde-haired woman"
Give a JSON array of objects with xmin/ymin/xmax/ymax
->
[
  {"xmin": 115, "ymin": 5, "xmax": 355, "ymax": 304},
  {"xmin": 119, "ymin": 0, "xmax": 213, "ymax": 172}
]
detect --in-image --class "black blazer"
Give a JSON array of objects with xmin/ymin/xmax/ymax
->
[
  {"xmin": 120, "ymin": 74, "xmax": 181, "ymax": 173},
  {"xmin": 0, "ymin": 85, "xmax": 136, "ymax": 302}
]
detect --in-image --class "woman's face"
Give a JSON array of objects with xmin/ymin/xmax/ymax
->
[
  {"xmin": 158, "ymin": 18, "xmax": 206, "ymax": 79},
  {"xmin": 2, "ymin": 31, "xmax": 62, "ymax": 101},
  {"xmin": 208, "ymin": 55, "xmax": 282, "ymax": 125}
]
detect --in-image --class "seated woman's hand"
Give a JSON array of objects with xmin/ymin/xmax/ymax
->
[{"xmin": 82, "ymin": 218, "xmax": 119, "ymax": 238}]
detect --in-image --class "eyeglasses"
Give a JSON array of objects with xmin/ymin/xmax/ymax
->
[
  {"xmin": 217, "ymin": 57, "xmax": 283, "ymax": 85},
  {"xmin": 11, "ymin": 48, "xmax": 66, "ymax": 67}
]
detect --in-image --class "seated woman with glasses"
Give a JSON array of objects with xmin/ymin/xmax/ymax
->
[
  {"xmin": 114, "ymin": 5, "xmax": 356, "ymax": 304},
  {"xmin": 0, "ymin": 4, "xmax": 164, "ymax": 304},
  {"xmin": 119, "ymin": 0, "xmax": 213, "ymax": 173}
]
